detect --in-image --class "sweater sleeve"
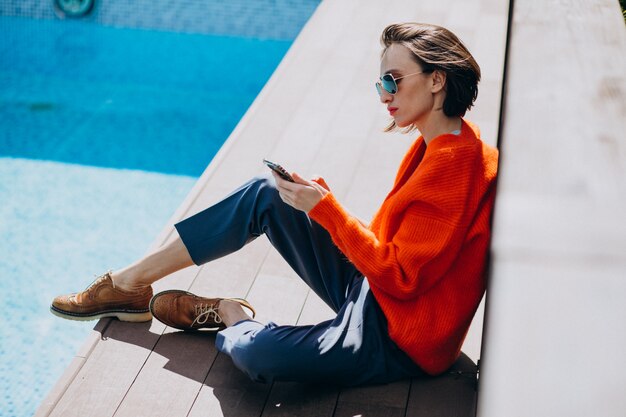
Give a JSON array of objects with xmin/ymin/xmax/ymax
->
[{"xmin": 309, "ymin": 146, "xmax": 479, "ymax": 300}]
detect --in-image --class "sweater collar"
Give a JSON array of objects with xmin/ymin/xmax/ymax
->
[{"xmin": 420, "ymin": 119, "xmax": 480, "ymax": 151}]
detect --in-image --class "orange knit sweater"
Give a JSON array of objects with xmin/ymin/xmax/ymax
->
[{"xmin": 308, "ymin": 119, "xmax": 498, "ymax": 375}]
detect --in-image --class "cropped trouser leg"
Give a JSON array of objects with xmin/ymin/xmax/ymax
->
[{"xmin": 174, "ymin": 175, "xmax": 423, "ymax": 386}]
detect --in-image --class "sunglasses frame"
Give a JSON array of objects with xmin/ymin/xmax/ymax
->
[{"xmin": 375, "ymin": 71, "xmax": 426, "ymax": 96}]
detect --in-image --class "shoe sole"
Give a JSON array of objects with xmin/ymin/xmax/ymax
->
[{"xmin": 50, "ymin": 305, "xmax": 152, "ymax": 322}]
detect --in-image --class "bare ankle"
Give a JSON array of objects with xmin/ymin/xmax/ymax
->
[
  {"xmin": 220, "ymin": 299, "xmax": 252, "ymax": 327},
  {"xmin": 110, "ymin": 271, "xmax": 148, "ymax": 292}
]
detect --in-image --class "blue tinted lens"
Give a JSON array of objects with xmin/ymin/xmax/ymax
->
[
  {"xmin": 381, "ymin": 74, "xmax": 397, "ymax": 94},
  {"xmin": 375, "ymin": 82, "xmax": 383, "ymax": 96}
]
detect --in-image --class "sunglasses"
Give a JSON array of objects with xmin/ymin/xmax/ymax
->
[{"xmin": 375, "ymin": 71, "xmax": 426, "ymax": 96}]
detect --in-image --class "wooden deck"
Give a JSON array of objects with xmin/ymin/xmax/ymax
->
[
  {"xmin": 36, "ymin": 0, "xmax": 508, "ymax": 416},
  {"xmin": 478, "ymin": 1, "xmax": 626, "ymax": 416}
]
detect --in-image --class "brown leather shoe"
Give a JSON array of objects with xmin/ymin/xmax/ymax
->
[
  {"xmin": 50, "ymin": 272, "xmax": 153, "ymax": 322},
  {"xmin": 149, "ymin": 290, "xmax": 256, "ymax": 331}
]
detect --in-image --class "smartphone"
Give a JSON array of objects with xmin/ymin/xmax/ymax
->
[{"xmin": 263, "ymin": 158, "xmax": 295, "ymax": 182}]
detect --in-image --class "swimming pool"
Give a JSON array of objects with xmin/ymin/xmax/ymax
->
[{"xmin": 0, "ymin": 4, "xmax": 317, "ymax": 415}]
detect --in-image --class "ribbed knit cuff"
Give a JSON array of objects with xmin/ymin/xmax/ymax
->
[{"xmin": 308, "ymin": 192, "xmax": 347, "ymax": 234}]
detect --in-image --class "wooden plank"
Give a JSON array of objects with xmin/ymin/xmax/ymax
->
[
  {"xmin": 114, "ymin": 331, "xmax": 219, "ymax": 417},
  {"xmin": 47, "ymin": 240, "xmax": 263, "ymax": 417},
  {"xmin": 35, "ymin": 320, "xmax": 111, "ymax": 417},
  {"xmin": 245, "ymin": 271, "xmax": 310, "ymax": 326},
  {"xmin": 179, "ymin": 241, "xmax": 273, "ymax": 417},
  {"xmin": 479, "ymin": 0, "xmax": 626, "ymax": 416},
  {"xmin": 297, "ymin": 290, "xmax": 334, "ymax": 326},
  {"xmin": 49, "ymin": 321, "xmax": 161, "ymax": 417},
  {"xmin": 187, "ymin": 352, "xmax": 271, "ymax": 417},
  {"xmin": 48, "ymin": 266, "xmax": 196, "ymax": 417},
  {"xmin": 334, "ymin": 381, "xmax": 410, "ymax": 417},
  {"xmin": 261, "ymin": 383, "xmax": 338, "ymax": 417},
  {"xmin": 186, "ymin": 235, "xmax": 317, "ymax": 416},
  {"xmin": 406, "ymin": 353, "xmax": 477, "ymax": 417},
  {"xmin": 113, "ymin": 239, "xmax": 271, "ymax": 417},
  {"xmin": 487, "ymin": 0, "xmax": 626, "ymax": 260},
  {"xmin": 480, "ymin": 258, "xmax": 626, "ymax": 416}
]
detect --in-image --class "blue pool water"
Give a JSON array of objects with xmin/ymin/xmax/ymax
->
[
  {"xmin": 1, "ymin": 16, "xmax": 291, "ymax": 176},
  {"xmin": 0, "ymin": 16, "xmax": 293, "ymax": 416}
]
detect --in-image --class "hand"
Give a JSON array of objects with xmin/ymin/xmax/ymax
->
[{"xmin": 272, "ymin": 171, "xmax": 330, "ymax": 213}]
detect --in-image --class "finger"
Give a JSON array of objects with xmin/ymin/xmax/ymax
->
[
  {"xmin": 309, "ymin": 181, "xmax": 326, "ymax": 194},
  {"xmin": 291, "ymin": 172, "xmax": 311, "ymax": 186},
  {"xmin": 271, "ymin": 170, "xmax": 283, "ymax": 184},
  {"xmin": 277, "ymin": 176, "xmax": 305, "ymax": 193},
  {"xmin": 312, "ymin": 176, "xmax": 330, "ymax": 191},
  {"xmin": 271, "ymin": 172, "xmax": 294, "ymax": 201},
  {"xmin": 271, "ymin": 171, "xmax": 291, "ymax": 191}
]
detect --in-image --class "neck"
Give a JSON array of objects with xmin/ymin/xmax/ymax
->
[{"xmin": 416, "ymin": 113, "xmax": 462, "ymax": 145}]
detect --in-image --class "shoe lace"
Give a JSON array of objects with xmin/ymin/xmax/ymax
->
[
  {"xmin": 84, "ymin": 271, "xmax": 112, "ymax": 300},
  {"xmin": 191, "ymin": 303, "xmax": 222, "ymax": 327}
]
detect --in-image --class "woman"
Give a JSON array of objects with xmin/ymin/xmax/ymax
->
[{"xmin": 51, "ymin": 22, "xmax": 498, "ymax": 386}]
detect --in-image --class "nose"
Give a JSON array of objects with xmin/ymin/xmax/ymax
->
[{"xmin": 378, "ymin": 88, "xmax": 392, "ymax": 104}]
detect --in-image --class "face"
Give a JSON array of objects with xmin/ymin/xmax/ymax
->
[{"xmin": 378, "ymin": 44, "xmax": 435, "ymax": 128}]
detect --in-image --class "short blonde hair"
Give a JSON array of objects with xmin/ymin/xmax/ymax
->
[{"xmin": 381, "ymin": 23, "xmax": 481, "ymax": 132}]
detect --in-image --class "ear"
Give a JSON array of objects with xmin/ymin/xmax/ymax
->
[{"xmin": 430, "ymin": 70, "xmax": 447, "ymax": 94}]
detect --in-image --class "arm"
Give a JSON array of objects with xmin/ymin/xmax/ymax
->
[
  {"xmin": 271, "ymin": 171, "xmax": 327, "ymax": 212},
  {"xmin": 272, "ymin": 171, "xmax": 367, "ymax": 226},
  {"xmin": 311, "ymin": 196, "xmax": 466, "ymax": 299},
  {"xmin": 309, "ymin": 148, "xmax": 480, "ymax": 300}
]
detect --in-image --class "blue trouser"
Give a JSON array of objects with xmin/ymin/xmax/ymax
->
[{"xmin": 174, "ymin": 175, "xmax": 424, "ymax": 386}]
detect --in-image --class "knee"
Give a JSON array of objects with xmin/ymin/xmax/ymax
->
[
  {"xmin": 249, "ymin": 174, "xmax": 283, "ymax": 207},
  {"xmin": 232, "ymin": 339, "xmax": 277, "ymax": 383},
  {"xmin": 252, "ymin": 173, "xmax": 278, "ymax": 192},
  {"xmin": 224, "ymin": 325, "xmax": 283, "ymax": 384}
]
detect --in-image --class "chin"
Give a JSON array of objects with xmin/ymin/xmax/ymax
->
[
  {"xmin": 395, "ymin": 119, "xmax": 413, "ymax": 129},
  {"xmin": 394, "ymin": 118, "xmax": 408, "ymax": 128}
]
